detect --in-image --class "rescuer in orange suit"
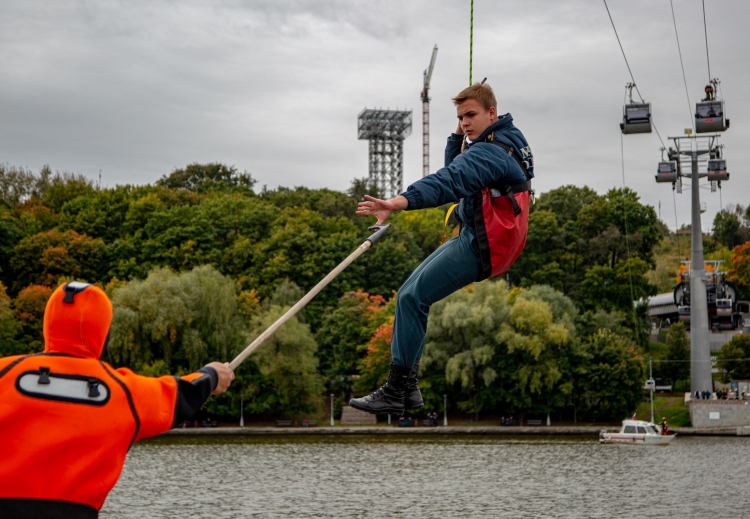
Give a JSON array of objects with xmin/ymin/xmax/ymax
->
[{"xmin": 0, "ymin": 281, "xmax": 235, "ymax": 518}]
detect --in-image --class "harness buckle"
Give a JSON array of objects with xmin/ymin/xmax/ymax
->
[
  {"xmin": 38, "ymin": 367, "xmax": 51, "ymax": 385},
  {"xmin": 88, "ymin": 379, "xmax": 101, "ymax": 398}
]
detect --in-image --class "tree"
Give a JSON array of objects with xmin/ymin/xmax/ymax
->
[
  {"xmin": 508, "ymin": 210, "xmax": 565, "ymax": 289},
  {"xmin": 576, "ymin": 308, "xmax": 633, "ymax": 342},
  {"xmin": 40, "ymin": 171, "xmax": 96, "ymax": 214},
  {"xmin": 15, "ymin": 197, "xmax": 57, "ymax": 237},
  {"xmin": 0, "ymin": 204, "xmax": 22, "ymax": 285},
  {"xmin": 574, "ymin": 329, "xmax": 645, "ymax": 420},
  {"xmin": 497, "ymin": 291, "xmax": 576, "ymax": 419},
  {"xmin": 0, "ymin": 164, "xmax": 37, "ymax": 210},
  {"xmin": 532, "ymin": 185, "xmax": 600, "ymax": 227},
  {"xmin": 391, "ymin": 208, "xmax": 447, "ymax": 260},
  {"xmin": 156, "ymin": 163, "xmax": 256, "ymax": 194},
  {"xmin": 716, "ymin": 335, "xmax": 750, "ymax": 383},
  {"xmin": 0, "ymin": 282, "xmax": 20, "ymax": 356},
  {"xmin": 239, "ymin": 304, "xmax": 324, "ymax": 417},
  {"xmin": 107, "ymin": 265, "xmax": 247, "ymax": 373},
  {"xmin": 12, "ymin": 285, "xmax": 53, "ymax": 353},
  {"xmin": 10, "ymin": 229, "xmax": 108, "ymax": 292},
  {"xmin": 728, "ymin": 242, "xmax": 750, "ymax": 299},
  {"xmin": 423, "ymin": 281, "xmax": 512, "ymax": 417},
  {"xmin": 663, "ymin": 322, "xmax": 690, "ymax": 388},
  {"xmin": 576, "ymin": 189, "xmax": 660, "ymax": 269},
  {"xmin": 713, "ymin": 210, "xmax": 742, "ymax": 249},
  {"xmin": 315, "ymin": 290, "xmax": 388, "ymax": 400},
  {"xmin": 57, "ymin": 186, "xmax": 135, "ymax": 242},
  {"xmin": 579, "ymin": 258, "xmax": 656, "ymax": 314},
  {"xmin": 261, "ymin": 186, "xmax": 357, "ymax": 221},
  {"xmin": 347, "ymin": 177, "xmax": 384, "ymax": 203},
  {"xmin": 355, "ymin": 316, "xmax": 395, "ymax": 392}
]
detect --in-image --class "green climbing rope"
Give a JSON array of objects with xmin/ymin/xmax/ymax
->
[{"xmin": 469, "ymin": 0, "xmax": 474, "ymax": 84}]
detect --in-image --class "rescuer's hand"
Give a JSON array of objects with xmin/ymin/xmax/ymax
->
[
  {"xmin": 206, "ymin": 361, "xmax": 235, "ymax": 395},
  {"xmin": 356, "ymin": 195, "xmax": 408, "ymax": 225}
]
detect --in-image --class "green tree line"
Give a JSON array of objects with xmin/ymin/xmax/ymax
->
[{"xmin": 0, "ymin": 162, "xmax": 667, "ymax": 421}]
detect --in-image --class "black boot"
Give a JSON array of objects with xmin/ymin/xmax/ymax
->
[
  {"xmin": 405, "ymin": 360, "xmax": 424, "ymax": 410},
  {"xmin": 349, "ymin": 363, "xmax": 411, "ymax": 415}
]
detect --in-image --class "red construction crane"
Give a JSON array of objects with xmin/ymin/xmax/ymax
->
[{"xmin": 421, "ymin": 45, "xmax": 438, "ymax": 177}]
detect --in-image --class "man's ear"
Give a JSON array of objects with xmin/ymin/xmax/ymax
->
[{"xmin": 489, "ymin": 106, "xmax": 497, "ymax": 120}]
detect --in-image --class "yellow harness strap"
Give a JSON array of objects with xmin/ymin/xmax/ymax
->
[{"xmin": 441, "ymin": 203, "xmax": 459, "ymax": 244}]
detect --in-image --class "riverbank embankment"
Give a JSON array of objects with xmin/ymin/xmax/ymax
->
[{"xmin": 163, "ymin": 425, "xmax": 741, "ymax": 437}]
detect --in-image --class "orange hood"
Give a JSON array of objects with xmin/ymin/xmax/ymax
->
[{"xmin": 43, "ymin": 282, "xmax": 113, "ymax": 359}]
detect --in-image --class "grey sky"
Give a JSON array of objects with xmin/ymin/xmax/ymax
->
[{"xmin": 1, "ymin": 0, "xmax": 747, "ymax": 231}]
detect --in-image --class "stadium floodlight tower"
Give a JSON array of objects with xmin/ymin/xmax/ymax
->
[
  {"xmin": 358, "ymin": 108, "xmax": 412, "ymax": 199},
  {"xmin": 662, "ymin": 132, "xmax": 727, "ymax": 395}
]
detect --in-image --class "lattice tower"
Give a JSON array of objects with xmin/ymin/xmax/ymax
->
[{"xmin": 357, "ymin": 108, "xmax": 412, "ymax": 199}]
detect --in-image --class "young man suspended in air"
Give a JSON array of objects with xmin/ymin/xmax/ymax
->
[{"xmin": 350, "ymin": 81, "xmax": 534, "ymax": 415}]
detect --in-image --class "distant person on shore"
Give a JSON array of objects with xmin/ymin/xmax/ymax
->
[
  {"xmin": 0, "ymin": 281, "xmax": 234, "ymax": 518},
  {"xmin": 350, "ymin": 81, "xmax": 534, "ymax": 416},
  {"xmin": 659, "ymin": 417, "xmax": 669, "ymax": 435}
]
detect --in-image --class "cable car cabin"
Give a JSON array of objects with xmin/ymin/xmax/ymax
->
[
  {"xmin": 695, "ymin": 101, "xmax": 729, "ymax": 133},
  {"xmin": 707, "ymin": 160, "xmax": 729, "ymax": 182},
  {"xmin": 656, "ymin": 161, "xmax": 678, "ymax": 183},
  {"xmin": 620, "ymin": 103, "xmax": 652, "ymax": 134}
]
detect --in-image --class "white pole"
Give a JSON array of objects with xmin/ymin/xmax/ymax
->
[
  {"xmin": 330, "ymin": 394, "xmax": 335, "ymax": 426},
  {"xmin": 443, "ymin": 394, "xmax": 448, "ymax": 426},
  {"xmin": 650, "ymin": 357, "xmax": 655, "ymax": 424},
  {"xmin": 239, "ymin": 394, "xmax": 244, "ymax": 428},
  {"xmin": 229, "ymin": 225, "xmax": 390, "ymax": 370}
]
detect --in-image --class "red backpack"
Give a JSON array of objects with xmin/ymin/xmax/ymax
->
[{"xmin": 444, "ymin": 131, "xmax": 533, "ymax": 281}]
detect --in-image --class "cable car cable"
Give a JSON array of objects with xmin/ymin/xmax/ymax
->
[
  {"xmin": 669, "ymin": 0, "xmax": 694, "ymax": 131},
  {"xmin": 620, "ymin": 131, "xmax": 638, "ymax": 333},
  {"xmin": 603, "ymin": 0, "xmax": 641, "ymax": 101},
  {"xmin": 603, "ymin": 0, "xmax": 665, "ymax": 147},
  {"xmin": 702, "ymin": 0, "xmax": 711, "ymax": 83}
]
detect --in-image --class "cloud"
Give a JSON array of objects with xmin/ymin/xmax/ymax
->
[{"xmin": 0, "ymin": 0, "xmax": 747, "ymax": 231}]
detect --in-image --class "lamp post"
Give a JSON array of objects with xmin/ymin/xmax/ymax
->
[
  {"xmin": 650, "ymin": 357, "xmax": 655, "ymax": 424},
  {"xmin": 330, "ymin": 394, "xmax": 335, "ymax": 426},
  {"xmin": 443, "ymin": 394, "xmax": 448, "ymax": 426}
]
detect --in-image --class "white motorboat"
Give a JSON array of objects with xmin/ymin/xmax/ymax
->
[{"xmin": 599, "ymin": 419, "xmax": 676, "ymax": 445}]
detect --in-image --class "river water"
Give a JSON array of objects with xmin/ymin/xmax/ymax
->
[{"xmin": 102, "ymin": 434, "xmax": 749, "ymax": 518}]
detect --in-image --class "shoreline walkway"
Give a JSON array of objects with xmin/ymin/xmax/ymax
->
[{"xmin": 163, "ymin": 425, "xmax": 741, "ymax": 437}]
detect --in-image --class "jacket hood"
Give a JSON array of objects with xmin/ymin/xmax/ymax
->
[
  {"xmin": 473, "ymin": 114, "xmax": 514, "ymax": 144},
  {"xmin": 43, "ymin": 282, "xmax": 113, "ymax": 359}
]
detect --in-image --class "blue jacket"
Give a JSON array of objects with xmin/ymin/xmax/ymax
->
[{"xmin": 401, "ymin": 114, "xmax": 533, "ymax": 228}]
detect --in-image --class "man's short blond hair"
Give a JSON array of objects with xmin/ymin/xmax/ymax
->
[{"xmin": 452, "ymin": 82, "xmax": 496, "ymax": 111}]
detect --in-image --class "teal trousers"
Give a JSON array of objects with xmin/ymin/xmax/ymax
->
[{"xmin": 390, "ymin": 226, "xmax": 482, "ymax": 369}]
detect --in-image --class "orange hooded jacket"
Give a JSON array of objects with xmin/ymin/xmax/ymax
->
[{"xmin": 0, "ymin": 282, "xmax": 218, "ymax": 518}]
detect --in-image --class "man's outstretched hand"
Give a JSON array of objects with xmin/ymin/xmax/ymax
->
[
  {"xmin": 356, "ymin": 195, "xmax": 408, "ymax": 224},
  {"xmin": 205, "ymin": 362, "xmax": 235, "ymax": 395}
]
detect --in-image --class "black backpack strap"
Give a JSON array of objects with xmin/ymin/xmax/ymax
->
[
  {"xmin": 488, "ymin": 136, "xmax": 530, "ymax": 180},
  {"xmin": 485, "ymin": 134, "xmax": 533, "ymax": 216}
]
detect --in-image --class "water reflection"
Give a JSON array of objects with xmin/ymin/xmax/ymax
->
[{"xmin": 103, "ymin": 435, "xmax": 749, "ymax": 518}]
